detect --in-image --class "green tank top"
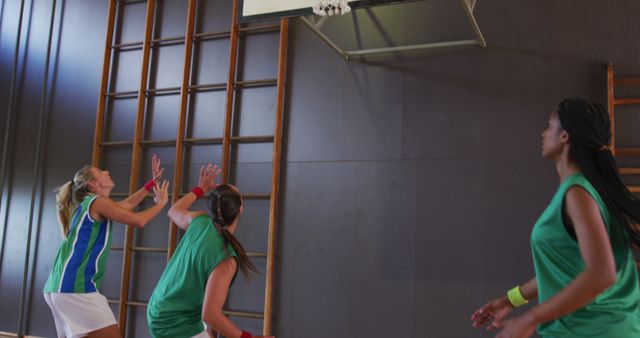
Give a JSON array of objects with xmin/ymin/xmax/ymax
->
[
  {"xmin": 531, "ymin": 173, "xmax": 640, "ymax": 338},
  {"xmin": 147, "ymin": 215, "xmax": 238, "ymax": 338},
  {"xmin": 44, "ymin": 194, "xmax": 113, "ymax": 293}
]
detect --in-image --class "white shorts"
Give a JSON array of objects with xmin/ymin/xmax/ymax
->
[
  {"xmin": 43, "ymin": 292, "xmax": 117, "ymax": 338},
  {"xmin": 191, "ymin": 332, "xmax": 209, "ymax": 338}
]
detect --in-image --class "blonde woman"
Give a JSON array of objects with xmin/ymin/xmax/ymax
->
[{"xmin": 44, "ymin": 155, "xmax": 169, "ymax": 338}]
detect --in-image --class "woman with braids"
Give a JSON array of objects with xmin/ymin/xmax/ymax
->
[
  {"xmin": 44, "ymin": 154, "xmax": 170, "ymax": 338},
  {"xmin": 471, "ymin": 98, "xmax": 640, "ymax": 338},
  {"xmin": 147, "ymin": 164, "xmax": 273, "ymax": 338}
]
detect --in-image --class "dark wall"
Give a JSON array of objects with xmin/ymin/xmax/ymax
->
[{"xmin": 0, "ymin": 1, "xmax": 639, "ymax": 338}]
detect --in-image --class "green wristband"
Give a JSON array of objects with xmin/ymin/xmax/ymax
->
[{"xmin": 507, "ymin": 286, "xmax": 529, "ymax": 307}]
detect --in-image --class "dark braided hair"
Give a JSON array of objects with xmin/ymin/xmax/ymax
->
[
  {"xmin": 557, "ymin": 97, "xmax": 640, "ymax": 247},
  {"xmin": 207, "ymin": 184, "xmax": 258, "ymax": 277}
]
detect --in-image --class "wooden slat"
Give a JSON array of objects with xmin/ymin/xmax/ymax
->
[
  {"xmin": 106, "ymin": 90, "xmax": 138, "ymax": 98},
  {"xmin": 614, "ymin": 97, "xmax": 640, "ymax": 105},
  {"xmin": 92, "ymin": 0, "xmax": 117, "ymax": 166},
  {"xmin": 117, "ymin": 0, "xmax": 156, "ymax": 334},
  {"xmin": 189, "ymin": 82, "xmax": 227, "ymax": 92},
  {"xmin": 221, "ymin": 0, "xmax": 240, "ymax": 184},
  {"xmin": 620, "ymin": 167, "xmax": 640, "ymax": 175},
  {"xmin": 607, "ymin": 64, "xmax": 615, "ymax": 155},
  {"xmin": 239, "ymin": 24, "xmax": 281, "ymax": 34},
  {"xmin": 616, "ymin": 148, "xmax": 640, "ymax": 157},
  {"xmin": 192, "ymin": 24, "xmax": 280, "ymax": 42},
  {"xmin": 168, "ymin": 0, "xmax": 197, "ymax": 260},
  {"xmin": 107, "ymin": 299, "xmax": 264, "ymax": 319},
  {"xmin": 614, "ymin": 78, "xmax": 640, "ymax": 86},
  {"xmin": 150, "ymin": 35, "xmax": 185, "ymax": 46},
  {"xmin": 111, "ymin": 41, "xmax": 143, "ymax": 49},
  {"xmin": 263, "ymin": 18, "xmax": 288, "ymax": 336},
  {"xmin": 224, "ymin": 310, "xmax": 264, "ymax": 319},
  {"xmin": 629, "ymin": 186, "xmax": 640, "ymax": 193},
  {"xmin": 101, "ymin": 141, "xmax": 133, "ymax": 148},
  {"xmin": 236, "ymin": 79, "xmax": 277, "ymax": 88},
  {"xmin": 140, "ymin": 139, "xmax": 178, "ymax": 147},
  {"xmin": 146, "ymin": 86, "xmax": 181, "ymax": 96}
]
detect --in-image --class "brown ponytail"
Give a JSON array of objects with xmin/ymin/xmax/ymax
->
[
  {"xmin": 208, "ymin": 185, "xmax": 258, "ymax": 277},
  {"xmin": 54, "ymin": 165, "xmax": 93, "ymax": 239}
]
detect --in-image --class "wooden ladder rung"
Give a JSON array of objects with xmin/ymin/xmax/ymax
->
[
  {"xmin": 620, "ymin": 167, "xmax": 640, "ymax": 175},
  {"xmin": 106, "ymin": 90, "xmax": 138, "ymax": 98},
  {"xmin": 239, "ymin": 24, "xmax": 281, "ymax": 34},
  {"xmin": 150, "ymin": 36, "xmax": 185, "ymax": 46},
  {"xmin": 113, "ymin": 246, "xmax": 267, "ymax": 257},
  {"xmin": 191, "ymin": 25, "xmax": 280, "ymax": 42},
  {"xmin": 183, "ymin": 135, "xmax": 274, "ymax": 145},
  {"xmin": 146, "ymin": 87, "xmax": 181, "ymax": 96},
  {"xmin": 616, "ymin": 148, "xmax": 640, "ymax": 157},
  {"xmin": 236, "ymin": 79, "xmax": 278, "ymax": 88},
  {"xmin": 111, "ymin": 41, "xmax": 143, "ymax": 50},
  {"xmin": 629, "ymin": 186, "xmax": 640, "ymax": 193},
  {"xmin": 614, "ymin": 78, "xmax": 640, "ymax": 86},
  {"xmin": 614, "ymin": 97, "xmax": 640, "ymax": 105},
  {"xmin": 112, "ymin": 246, "xmax": 168, "ymax": 253},
  {"xmin": 224, "ymin": 310, "xmax": 264, "ymax": 319},
  {"xmin": 106, "ymin": 299, "xmax": 265, "ymax": 319},
  {"xmin": 188, "ymin": 82, "xmax": 227, "ymax": 92},
  {"xmin": 117, "ymin": 0, "xmax": 146, "ymax": 4},
  {"xmin": 100, "ymin": 141, "xmax": 134, "ymax": 148},
  {"xmin": 140, "ymin": 139, "xmax": 178, "ymax": 147}
]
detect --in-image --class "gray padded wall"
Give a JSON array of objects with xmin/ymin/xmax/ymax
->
[{"xmin": 0, "ymin": 1, "xmax": 639, "ymax": 338}]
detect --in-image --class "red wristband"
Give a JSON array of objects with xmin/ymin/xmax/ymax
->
[
  {"xmin": 144, "ymin": 179, "xmax": 156, "ymax": 192},
  {"xmin": 240, "ymin": 331, "xmax": 252, "ymax": 338},
  {"xmin": 191, "ymin": 186, "xmax": 204, "ymax": 199}
]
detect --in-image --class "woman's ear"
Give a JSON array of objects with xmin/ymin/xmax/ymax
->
[{"xmin": 560, "ymin": 130, "xmax": 570, "ymax": 143}]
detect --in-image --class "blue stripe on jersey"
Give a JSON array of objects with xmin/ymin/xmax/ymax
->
[
  {"xmin": 68, "ymin": 207, "xmax": 83, "ymax": 236},
  {"xmin": 60, "ymin": 216, "xmax": 93, "ymax": 292},
  {"xmin": 84, "ymin": 220, "xmax": 107, "ymax": 292}
]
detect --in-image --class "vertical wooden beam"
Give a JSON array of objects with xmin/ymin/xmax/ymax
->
[
  {"xmin": 263, "ymin": 18, "xmax": 289, "ymax": 336},
  {"xmin": 221, "ymin": 0, "xmax": 239, "ymax": 184},
  {"xmin": 92, "ymin": 0, "xmax": 117, "ymax": 167},
  {"xmin": 118, "ymin": 0, "xmax": 156, "ymax": 334},
  {"xmin": 168, "ymin": 0, "xmax": 197, "ymax": 260},
  {"xmin": 607, "ymin": 63, "xmax": 616, "ymax": 155}
]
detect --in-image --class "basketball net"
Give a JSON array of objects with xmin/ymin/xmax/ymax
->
[{"xmin": 312, "ymin": 0, "xmax": 352, "ymax": 16}]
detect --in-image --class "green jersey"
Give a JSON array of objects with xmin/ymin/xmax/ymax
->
[
  {"xmin": 44, "ymin": 194, "xmax": 113, "ymax": 293},
  {"xmin": 531, "ymin": 173, "xmax": 640, "ymax": 337},
  {"xmin": 147, "ymin": 215, "xmax": 238, "ymax": 338}
]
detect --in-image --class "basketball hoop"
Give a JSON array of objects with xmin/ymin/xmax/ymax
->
[{"xmin": 312, "ymin": 0, "xmax": 351, "ymax": 16}]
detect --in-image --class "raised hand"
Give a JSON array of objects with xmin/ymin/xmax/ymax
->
[
  {"xmin": 471, "ymin": 297, "xmax": 514, "ymax": 330},
  {"xmin": 151, "ymin": 154, "xmax": 164, "ymax": 183},
  {"xmin": 153, "ymin": 180, "xmax": 170, "ymax": 205},
  {"xmin": 198, "ymin": 164, "xmax": 220, "ymax": 193}
]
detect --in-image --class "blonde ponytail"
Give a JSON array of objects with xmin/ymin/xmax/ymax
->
[
  {"xmin": 54, "ymin": 166, "xmax": 93, "ymax": 239},
  {"xmin": 54, "ymin": 181, "xmax": 73, "ymax": 238}
]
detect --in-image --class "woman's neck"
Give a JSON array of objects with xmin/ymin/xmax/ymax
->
[
  {"xmin": 226, "ymin": 222, "xmax": 237, "ymax": 234},
  {"xmin": 555, "ymin": 157, "xmax": 580, "ymax": 181}
]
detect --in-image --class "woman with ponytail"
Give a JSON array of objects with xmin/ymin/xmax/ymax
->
[
  {"xmin": 44, "ymin": 155, "xmax": 169, "ymax": 338},
  {"xmin": 147, "ymin": 164, "xmax": 272, "ymax": 338},
  {"xmin": 471, "ymin": 98, "xmax": 640, "ymax": 338}
]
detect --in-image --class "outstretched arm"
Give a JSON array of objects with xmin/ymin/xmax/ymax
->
[
  {"xmin": 116, "ymin": 155, "xmax": 164, "ymax": 210},
  {"xmin": 471, "ymin": 277, "xmax": 537, "ymax": 330},
  {"xmin": 168, "ymin": 164, "xmax": 220, "ymax": 231},
  {"xmin": 92, "ymin": 180, "xmax": 169, "ymax": 228}
]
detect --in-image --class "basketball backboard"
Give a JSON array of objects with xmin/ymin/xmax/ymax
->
[{"xmin": 239, "ymin": 0, "xmax": 416, "ymax": 23}]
